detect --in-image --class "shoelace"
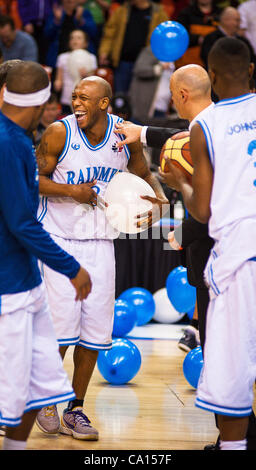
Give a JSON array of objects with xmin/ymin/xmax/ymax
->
[
  {"xmin": 70, "ymin": 410, "xmax": 91, "ymax": 427},
  {"xmin": 44, "ymin": 405, "xmax": 56, "ymax": 417}
]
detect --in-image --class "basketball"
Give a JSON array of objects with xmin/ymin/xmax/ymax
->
[{"xmin": 160, "ymin": 131, "xmax": 193, "ymax": 182}]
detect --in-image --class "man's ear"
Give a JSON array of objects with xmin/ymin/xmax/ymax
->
[
  {"xmin": 180, "ymin": 87, "xmax": 189, "ymax": 103},
  {"xmin": 100, "ymin": 97, "xmax": 110, "ymax": 110},
  {"xmin": 208, "ymin": 68, "xmax": 216, "ymax": 87},
  {"xmin": 249, "ymin": 62, "xmax": 255, "ymax": 80}
]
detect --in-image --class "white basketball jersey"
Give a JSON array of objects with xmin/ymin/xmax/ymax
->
[
  {"xmin": 196, "ymin": 93, "xmax": 256, "ymax": 242},
  {"xmin": 38, "ymin": 113, "xmax": 130, "ymax": 240}
]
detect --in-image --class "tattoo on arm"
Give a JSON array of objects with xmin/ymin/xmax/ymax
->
[{"xmin": 36, "ymin": 140, "xmax": 48, "ymax": 172}]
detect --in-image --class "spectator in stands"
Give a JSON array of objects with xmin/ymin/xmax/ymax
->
[
  {"xmin": 78, "ymin": 0, "xmax": 112, "ymax": 46},
  {"xmin": 129, "ymin": 45, "xmax": 175, "ymax": 122},
  {"xmin": 98, "ymin": 0, "xmax": 168, "ymax": 93},
  {"xmin": 201, "ymin": 6, "xmax": 256, "ymax": 71},
  {"xmin": 44, "ymin": 0, "xmax": 98, "ymax": 68},
  {"xmin": 176, "ymin": 0, "xmax": 220, "ymax": 68},
  {"xmin": 0, "ymin": 0, "xmax": 22, "ymax": 29},
  {"xmin": 34, "ymin": 92, "xmax": 61, "ymax": 146},
  {"xmin": 54, "ymin": 29, "xmax": 97, "ymax": 115},
  {"xmin": 0, "ymin": 15, "xmax": 38, "ymax": 61},
  {"xmin": 17, "ymin": 0, "xmax": 55, "ymax": 64},
  {"xmin": 238, "ymin": 0, "xmax": 256, "ymax": 55}
]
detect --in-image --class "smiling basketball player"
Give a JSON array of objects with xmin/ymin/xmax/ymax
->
[{"xmin": 35, "ymin": 75, "xmax": 168, "ymax": 440}]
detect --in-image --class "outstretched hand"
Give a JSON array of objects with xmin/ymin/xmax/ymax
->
[{"xmin": 114, "ymin": 121, "xmax": 143, "ymax": 147}]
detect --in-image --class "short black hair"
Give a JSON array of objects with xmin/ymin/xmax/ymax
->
[
  {"xmin": 208, "ymin": 37, "xmax": 251, "ymax": 81},
  {"xmin": 0, "ymin": 59, "xmax": 22, "ymax": 89},
  {"xmin": 0, "ymin": 15, "xmax": 15, "ymax": 30},
  {"xmin": 6, "ymin": 61, "xmax": 49, "ymax": 94}
]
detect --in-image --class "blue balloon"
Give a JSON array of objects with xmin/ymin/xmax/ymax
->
[
  {"xmin": 150, "ymin": 21, "xmax": 189, "ymax": 62},
  {"xmin": 166, "ymin": 266, "xmax": 196, "ymax": 313},
  {"xmin": 119, "ymin": 287, "xmax": 155, "ymax": 326},
  {"xmin": 97, "ymin": 338, "xmax": 142, "ymax": 385},
  {"xmin": 187, "ymin": 305, "xmax": 195, "ymax": 320},
  {"xmin": 183, "ymin": 346, "xmax": 203, "ymax": 389},
  {"xmin": 112, "ymin": 299, "xmax": 137, "ymax": 337}
]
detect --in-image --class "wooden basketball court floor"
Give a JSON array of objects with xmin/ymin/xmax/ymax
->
[{"xmin": 20, "ymin": 323, "xmax": 223, "ymax": 451}]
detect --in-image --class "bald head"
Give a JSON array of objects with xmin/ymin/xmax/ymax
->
[
  {"xmin": 171, "ymin": 64, "xmax": 211, "ymax": 99},
  {"xmin": 219, "ymin": 6, "xmax": 240, "ymax": 35},
  {"xmin": 77, "ymin": 76, "xmax": 112, "ymax": 100},
  {"xmin": 170, "ymin": 64, "xmax": 212, "ymax": 121},
  {"xmin": 6, "ymin": 61, "xmax": 49, "ymax": 94}
]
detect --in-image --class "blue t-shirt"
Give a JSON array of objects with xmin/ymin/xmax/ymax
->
[
  {"xmin": 0, "ymin": 111, "xmax": 80, "ymax": 295},
  {"xmin": 0, "ymin": 30, "xmax": 38, "ymax": 62}
]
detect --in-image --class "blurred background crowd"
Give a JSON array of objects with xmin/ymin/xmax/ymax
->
[
  {"xmin": 1, "ymin": 0, "xmax": 255, "ymax": 303},
  {"xmin": 0, "ymin": 0, "xmax": 255, "ymax": 129}
]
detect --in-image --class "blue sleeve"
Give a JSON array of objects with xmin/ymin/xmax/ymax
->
[
  {"xmin": 0, "ymin": 143, "xmax": 80, "ymax": 279},
  {"xmin": 81, "ymin": 10, "xmax": 98, "ymax": 40}
]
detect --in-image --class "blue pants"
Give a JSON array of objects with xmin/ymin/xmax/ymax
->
[{"xmin": 114, "ymin": 61, "xmax": 134, "ymax": 93}]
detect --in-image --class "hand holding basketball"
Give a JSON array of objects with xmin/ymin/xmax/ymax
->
[
  {"xmin": 159, "ymin": 131, "xmax": 193, "ymax": 190},
  {"xmin": 159, "ymin": 157, "xmax": 188, "ymax": 191}
]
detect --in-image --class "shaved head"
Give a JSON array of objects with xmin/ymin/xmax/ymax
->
[
  {"xmin": 208, "ymin": 37, "xmax": 251, "ymax": 81},
  {"xmin": 76, "ymin": 76, "xmax": 112, "ymax": 100},
  {"xmin": 6, "ymin": 61, "xmax": 49, "ymax": 94},
  {"xmin": 171, "ymin": 64, "xmax": 211, "ymax": 99},
  {"xmin": 169, "ymin": 64, "xmax": 212, "ymax": 121}
]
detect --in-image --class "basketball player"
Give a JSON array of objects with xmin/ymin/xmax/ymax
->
[
  {"xmin": 115, "ymin": 65, "xmax": 214, "ymax": 346},
  {"xmin": 158, "ymin": 37, "xmax": 256, "ymax": 450},
  {"xmin": 0, "ymin": 61, "xmax": 92, "ymax": 451},
  {"xmin": 0, "ymin": 59, "xmax": 22, "ymax": 106},
  {"xmin": 35, "ymin": 75, "xmax": 168, "ymax": 440},
  {"xmin": 115, "ymin": 62, "xmax": 256, "ymax": 450}
]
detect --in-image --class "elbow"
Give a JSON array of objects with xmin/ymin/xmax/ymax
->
[{"xmin": 193, "ymin": 209, "xmax": 210, "ymax": 224}]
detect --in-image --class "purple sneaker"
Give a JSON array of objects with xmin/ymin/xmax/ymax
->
[
  {"xmin": 36, "ymin": 405, "xmax": 60, "ymax": 434},
  {"xmin": 60, "ymin": 407, "xmax": 99, "ymax": 440}
]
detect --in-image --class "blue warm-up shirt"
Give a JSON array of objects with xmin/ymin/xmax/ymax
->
[{"xmin": 0, "ymin": 111, "xmax": 80, "ymax": 295}]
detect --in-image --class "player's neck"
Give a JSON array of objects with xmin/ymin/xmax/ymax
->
[
  {"xmin": 217, "ymin": 85, "xmax": 251, "ymax": 101},
  {"xmin": 1, "ymin": 103, "xmax": 33, "ymax": 131},
  {"xmin": 188, "ymin": 99, "xmax": 212, "ymax": 122},
  {"xmin": 82, "ymin": 114, "xmax": 109, "ymax": 146}
]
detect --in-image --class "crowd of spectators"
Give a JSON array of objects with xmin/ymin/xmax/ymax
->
[{"xmin": 0, "ymin": 0, "xmax": 255, "ymax": 125}]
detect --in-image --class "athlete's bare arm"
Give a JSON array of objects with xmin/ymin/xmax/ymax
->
[
  {"xmin": 37, "ymin": 122, "xmax": 101, "ymax": 207},
  {"xmin": 127, "ymin": 140, "xmax": 169, "ymax": 228},
  {"xmin": 159, "ymin": 123, "xmax": 213, "ymax": 223}
]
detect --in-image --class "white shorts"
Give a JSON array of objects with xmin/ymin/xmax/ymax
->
[
  {"xmin": 42, "ymin": 236, "xmax": 115, "ymax": 350},
  {"xmin": 0, "ymin": 283, "xmax": 75, "ymax": 427},
  {"xmin": 196, "ymin": 260, "xmax": 256, "ymax": 417}
]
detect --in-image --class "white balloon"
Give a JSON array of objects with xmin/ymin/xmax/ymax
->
[
  {"xmin": 153, "ymin": 288, "xmax": 185, "ymax": 323},
  {"xmin": 104, "ymin": 172, "xmax": 156, "ymax": 234}
]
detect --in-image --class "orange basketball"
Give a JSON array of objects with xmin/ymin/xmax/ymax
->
[{"xmin": 160, "ymin": 131, "xmax": 193, "ymax": 183}]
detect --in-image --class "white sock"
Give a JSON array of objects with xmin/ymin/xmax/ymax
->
[
  {"xmin": 2, "ymin": 437, "xmax": 27, "ymax": 450},
  {"xmin": 220, "ymin": 439, "xmax": 247, "ymax": 450}
]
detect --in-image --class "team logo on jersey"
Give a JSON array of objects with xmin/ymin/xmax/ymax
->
[
  {"xmin": 112, "ymin": 142, "xmax": 123, "ymax": 153},
  {"xmin": 71, "ymin": 143, "xmax": 80, "ymax": 150}
]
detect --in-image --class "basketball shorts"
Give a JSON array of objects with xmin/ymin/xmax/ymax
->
[
  {"xmin": 195, "ymin": 259, "xmax": 256, "ymax": 417},
  {"xmin": 42, "ymin": 236, "xmax": 115, "ymax": 350},
  {"xmin": 0, "ymin": 283, "xmax": 75, "ymax": 427}
]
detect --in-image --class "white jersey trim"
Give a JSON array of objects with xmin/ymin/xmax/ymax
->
[{"xmin": 58, "ymin": 119, "xmax": 72, "ymax": 163}]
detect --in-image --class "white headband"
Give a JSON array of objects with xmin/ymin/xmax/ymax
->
[{"xmin": 3, "ymin": 83, "xmax": 51, "ymax": 107}]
